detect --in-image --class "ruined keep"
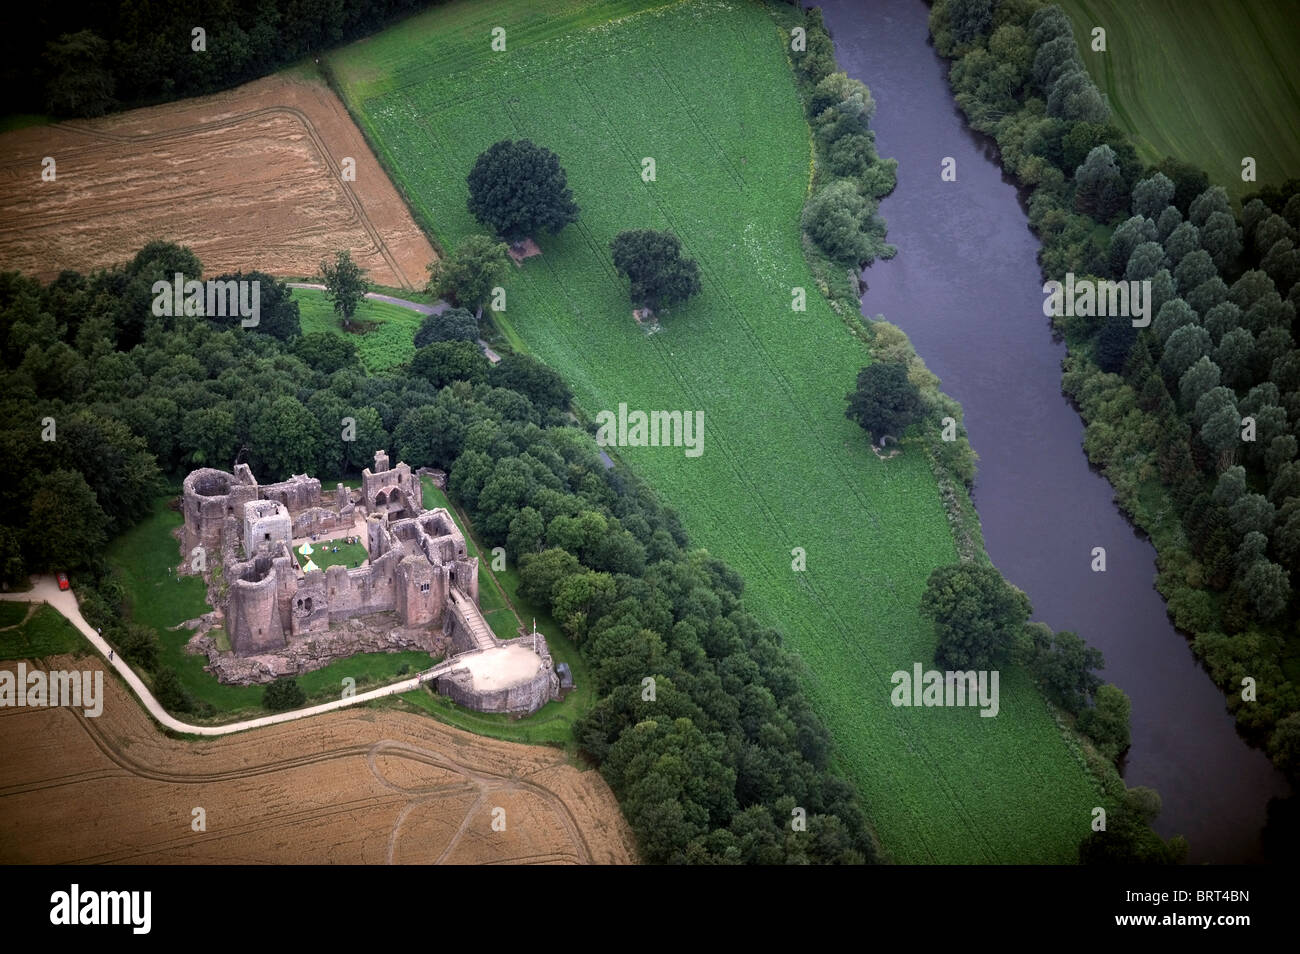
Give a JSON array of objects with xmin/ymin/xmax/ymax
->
[{"xmin": 181, "ymin": 452, "xmax": 478, "ymax": 657}]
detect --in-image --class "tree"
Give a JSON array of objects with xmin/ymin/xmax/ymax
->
[
  {"xmin": 518, "ymin": 547, "xmax": 581, "ymax": 606},
  {"xmin": 1077, "ymin": 683, "xmax": 1131, "ymax": 760},
  {"xmin": 1095, "ymin": 313, "xmax": 1136, "ymax": 373},
  {"xmin": 1201, "ymin": 210, "xmax": 1243, "ymax": 271},
  {"xmin": 489, "ymin": 353, "xmax": 572, "ymax": 413},
  {"xmin": 410, "ymin": 340, "xmax": 489, "ymax": 390},
  {"xmin": 466, "ymin": 139, "xmax": 579, "ymax": 240},
  {"xmin": 609, "ymin": 230, "xmax": 702, "ymax": 312},
  {"xmin": 42, "ymin": 31, "xmax": 115, "ymax": 117},
  {"xmin": 1242, "ymin": 559, "xmax": 1290, "ymax": 620},
  {"xmin": 1047, "ymin": 70, "xmax": 1108, "ymax": 124},
  {"xmin": 1074, "ymin": 145, "xmax": 1128, "ymax": 220},
  {"xmin": 1155, "ymin": 157, "xmax": 1209, "ymax": 216},
  {"xmin": 24, "ymin": 469, "xmax": 109, "ymax": 572},
  {"xmin": 292, "ymin": 332, "xmax": 359, "ymax": 374},
  {"xmin": 920, "ymin": 562, "xmax": 1032, "ymax": 671},
  {"xmin": 1269, "ymin": 713, "xmax": 1300, "ymax": 779},
  {"xmin": 153, "ymin": 667, "xmax": 191, "ymax": 713},
  {"xmin": 414, "ymin": 307, "xmax": 479, "ymax": 348},
  {"xmin": 1028, "ymin": 627, "xmax": 1103, "ymax": 714},
  {"xmin": 208, "ymin": 271, "xmax": 301, "ymax": 340},
  {"xmin": 318, "ymin": 250, "xmax": 368, "ymax": 329},
  {"xmin": 249, "ymin": 396, "xmax": 326, "ymax": 480},
  {"xmin": 845, "ymin": 361, "xmax": 922, "ymax": 444},
  {"xmin": 947, "ymin": 0, "xmax": 994, "ymax": 45},
  {"xmin": 1131, "ymin": 172, "xmax": 1175, "ymax": 220},
  {"xmin": 263, "ymin": 676, "xmax": 305, "ymax": 711},
  {"xmin": 1178, "ymin": 356, "xmax": 1221, "ymax": 410},
  {"xmin": 1078, "ymin": 785, "xmax": 1187, "ymax": 864},
  {"xmin": 426, "ymin": 234, "xmax": 510, "ymax": 309},
  {"xmin": 552, "ymin": 570, "xmax": 616, "ymax": 641},
  {"xmin": 1162, "ymin": 221, "xmax": 1200, "ymax": 270},
  {"xmin": 1159, "ymin": 324, "xmax": 1211, "ymax": 382},
  {"xmin": 802, "ymin": 179, "xmax": 892, "ymax": 265}
]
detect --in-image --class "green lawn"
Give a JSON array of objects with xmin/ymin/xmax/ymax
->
[
  {"xmin": 0, "ymin": 601, "xmax": 30, "ymax": 628},
  {"xmin": 0, "ymin": 604, "xmax": 87, "ymax": 661},
  {"xmin": 296, "ymin": 539, "xmax": 368, "ymax": 570},
  {"xmin": 293, "ymin": 287, "xmax": 425, "ymax": 372},
  {"xmin": 327, "ymin": 0, "xmax": 1104, "ymax": 862},
  {"xmin": 1061, "ymin": 0, "xmax": 1300, "ymax": 203}
]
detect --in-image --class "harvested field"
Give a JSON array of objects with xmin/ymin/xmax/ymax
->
[
  {"xmin": 0, "ymin": 74, "xmax": 435, "ymax": 288},
  {"xmin": 0, "ymin": 656, "xmax": 635, "ymax": 865}
]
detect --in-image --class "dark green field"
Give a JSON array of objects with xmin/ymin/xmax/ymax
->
[{"xmin": 1062, "ymin": 0, "xmax": 1300, "ymax": 202}]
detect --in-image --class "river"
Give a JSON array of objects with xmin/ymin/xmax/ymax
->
[{"xmin": 817, "ymin": 0, "xmax": 1289, "ymax": 862}]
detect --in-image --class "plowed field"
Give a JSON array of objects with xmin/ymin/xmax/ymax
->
[
  {"xmin": 0, "ymin": 657, "xmax": 635, "ymax": 864},
  {"xmin": 0, "ymin": 74, "xmax": 434, "ymax": 288}
]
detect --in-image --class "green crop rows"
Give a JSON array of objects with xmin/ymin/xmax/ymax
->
[{"xmin": 327, "ymin": 0, "xmax": 1102, "ymax": 862}]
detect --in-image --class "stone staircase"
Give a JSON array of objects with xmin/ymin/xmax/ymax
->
[{"xmin": 449, "ymin": 591, "xmax": 495, "ymax": 651}]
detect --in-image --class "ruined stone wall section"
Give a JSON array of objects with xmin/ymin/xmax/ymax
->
[
  {"xmin": 434, "ymin": 665, "xmax": 556, "ymax": 715},
  {"xmin": 259, "ymin": 474, "xmax": 322, "ymax": 514},
  {"xmin": 228, "ymin": 555, "xmax": 287, "ymax": 654}
]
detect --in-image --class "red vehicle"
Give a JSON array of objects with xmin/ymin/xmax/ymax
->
[{"xmin": 56, "ymin": 572, "xmax": 70, "ymax": 591}]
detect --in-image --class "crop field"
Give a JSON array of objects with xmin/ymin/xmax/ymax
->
[
  {"xmin": 0, "ymin": 73, "xmax": 435, "ymax": 286},
  {"xmin": 294, "ymin": 287, "xmax": 425, "ymax": 372},
  {"xmin": 327, "ymin": 0, "xmax": 1104, "ymax": 861},
  {"xmin": 1061, "ymin": 0, "xmax": 1300, "ymax": 203},
  {"xmin": 0, "ymin": 655, "xmax": 636, "ymax": 864}
]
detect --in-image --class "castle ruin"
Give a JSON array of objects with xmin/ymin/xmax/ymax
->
[{"xmin": 179, "ymin": 451, "xmax": 559, "ymax": 714}]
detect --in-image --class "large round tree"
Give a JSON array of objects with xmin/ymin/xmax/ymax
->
[
  {"xmin": 466, "ymin": 139, "xmax": 580, "ymax": 241},
  {"xmin": 844, "ymin": 361, "xmax": 922, "ymax": 444},
  {"xmin": 609, "ymin": 229, "xmax": 701, "ymax": 312}
]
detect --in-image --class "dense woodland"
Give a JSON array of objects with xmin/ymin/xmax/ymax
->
[
  {"xmin": 4, "ymin": 0, "xmax": 442, "ymax": 118},
  {"xmin": 0, "ymin": 242, "xmax": 875, "ymax": 864},
  {"xmin": 931, "ymin": 0, "xmax": 1300, "ymax": 785}
]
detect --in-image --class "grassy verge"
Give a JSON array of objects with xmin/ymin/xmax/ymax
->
[{"xmin": 0, "ymin": 604, "xmax": 89, "ymax": 661}]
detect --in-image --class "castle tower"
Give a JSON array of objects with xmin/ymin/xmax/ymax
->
[{"xmin": 374, "ymin": 449, "xmax": 390, "ymax": 473}]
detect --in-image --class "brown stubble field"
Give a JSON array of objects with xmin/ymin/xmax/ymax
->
[
  {"xmin": 0, "ymin": 656, "xmax": 636, "ymax": 864},
  {"xmin": 0, "ymin": 74, "xmax": 435, "ymax": 288}
]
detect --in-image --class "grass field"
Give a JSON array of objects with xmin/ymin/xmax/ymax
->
[
  {"xmin": 0, "ymin": 604, "xmax": 88, "ymax": 661},
  {"xmin": 327, "ymin": 0, "xmax": 1104, "ymax": 861},
  {"xmin": 1061, "ymin": 0, "xmax": 1300, "ymax": 203},
  {"xmin": 296, "ymin": 539, "xmax": 368, "ymax": 570},
  {"xmin": 293, "ymin": 287, "xmax": 424, "ymax": 372}
]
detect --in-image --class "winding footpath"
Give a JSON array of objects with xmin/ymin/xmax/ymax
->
[{"xmin": 0, "ymin": 576, "xmax": 462, "ymax": 737}]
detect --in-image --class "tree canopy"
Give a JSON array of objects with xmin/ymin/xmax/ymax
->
[{"xmin": 466, "ymin": 139, "xmax": 580, "ymax": 241}]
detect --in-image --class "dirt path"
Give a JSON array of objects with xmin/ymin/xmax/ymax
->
[{"xmin": 0, "ymin": 576, "xmax": 464, "ymax": 737}]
